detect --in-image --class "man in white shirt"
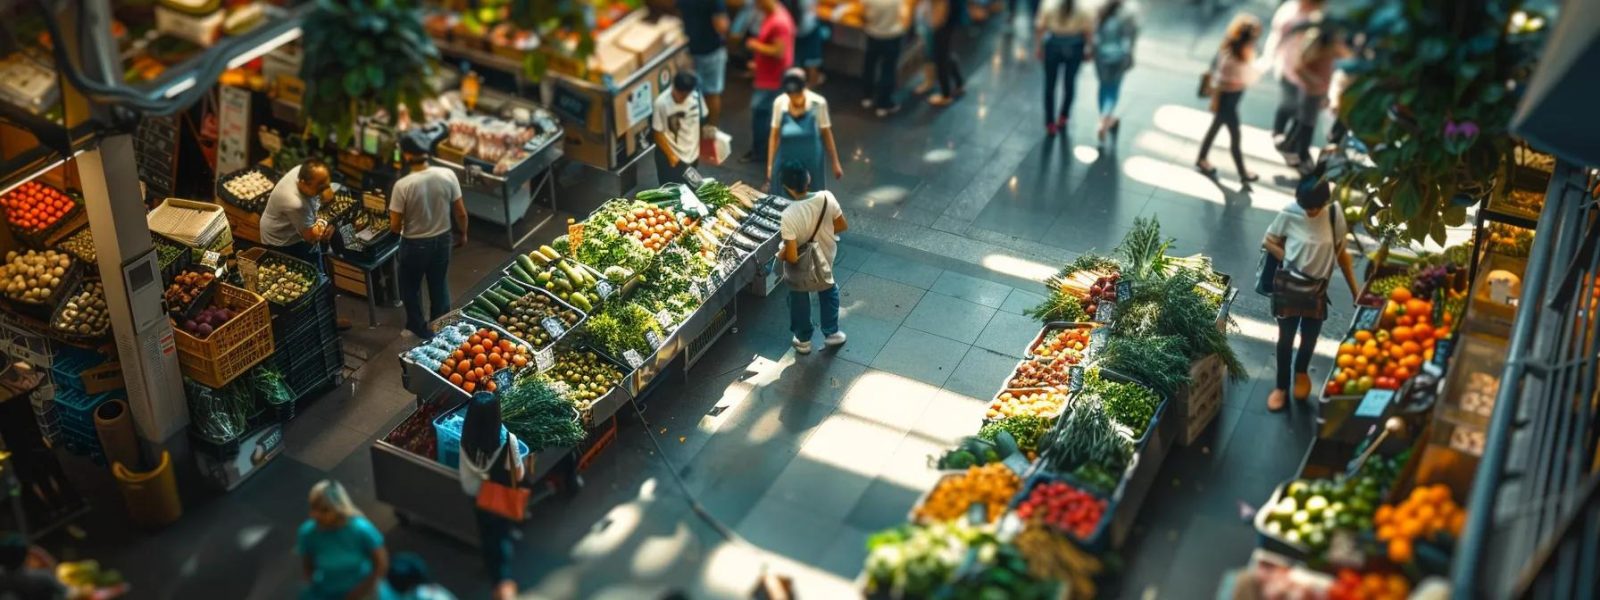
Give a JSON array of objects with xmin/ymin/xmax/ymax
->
[
  {"xmin": 260, "ymin": 159, "xmax": 334, "ymax": 262},
  {"xmin": 860, "ymin": 0, "xmax": 910, "ymax": 116},
  {"xmin": 777, "ymin": 160, "xmax": 848, "ymax": 354},
  {"xmin": 651, "ymin": 73, "xmax": 707, "ymax": 185},
  {"xmin": 389, "ymin": 133, "xmax": 467, "ymax": 339}
]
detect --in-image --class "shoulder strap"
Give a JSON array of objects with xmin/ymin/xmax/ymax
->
[{"xmin": 805, "ymin": 193, "xmax": 829, "ymax": 245}]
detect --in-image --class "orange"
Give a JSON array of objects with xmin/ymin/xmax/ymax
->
[
  {"xmin": 1376, "ymin": 505, "xmax": 1394, "ymax": 524},
  {"xmin": 1430, "ymin": 485, "xmax": 1452, "ymax": 503},
  {"xmin": 1339, "ymin": 342, "xmax": 1358, "ymax": 355},
  {"xmin": 1390, "ymin": 287, "xmax": 1413, "ymax": 302},
  {"xmin": 1362, "ymin": 344, "xmax": 1380, "ymax": 359},
  {"xmin": 1391, "ymin": 326, "xmax": 1414, "ymax": 343},
  {"xmin": 1412, "ymin": 323, "xmax": 1434, "ymax": 340},
  {"xmin": 1398, "ymin": 315, "xmax": 1415, "ymax": 327},
  {"xmin": 1366, "ymin": 364, "xmax": 1379, "ymax": 377},
  {"xmin": 1377, "ymin": 524, "xmax": 1397, "ymax": 541},
  {"xmin": 1402, "ymin": 340, "xmax": 1422, "ymax": 355},
  {"xmin": 1388, "ymin": 538, "xmax": 1414, "ymax": 564},
  {"xmin": 1406, "ymin": 299, "xmax": 1431, "ymax": 316},
  {"xmin": 1393, "ymin": 367, "xmax": 1412, "ymax": 381},
  {"xmin": 1355, "ymin": 330, "xmax": 1374, "ymax": 343},
  {"xmin": 1389, "ymin": 345, "xmax": 1408, "ymax": 360},
  {"xmin": 1337, "ymin": 354, "xmax": 1355, "ymax": 368}
]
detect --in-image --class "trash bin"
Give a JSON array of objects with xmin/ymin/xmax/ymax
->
[
  {"xmin": 94, "ymin": 400, "xmax": 141, "ymax": 471},
  {"xmin": 113, "ymin": 451, "xmax": 182, "ymax": 528}
]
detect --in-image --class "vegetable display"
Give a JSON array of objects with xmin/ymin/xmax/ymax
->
[
  {"xmin": 491, "ymin": 290, "xmax": 581, "ymax": 349},
  {"xmin": 497, "ymin": 375, "xmax": 585, "ymax": 451},
  {"xmin": 610, "ymin": 203, "xmax": 689, "ymax": 252},
  {"xmin": 976, "ymin": 416, "xmax": 1049, "ymax": 454},
  {"xmin": 912, "ymin": 463, "xmax": 1021, "ymax": 524},
  {"xmin": 1039, "ymin": 400, "xmax": 1131, "ymax": 475},
  {"xmin": 155, "ymin": 240, "xmax": 185, "ymax": 270},
  {"xmin": 435, "ymin": 328, "xmax": 532, "ymax": 394},
  {"xmin": 1007, "ymin": 360, "xmax": 1071, "ymax": 388},
  {"xmin": 545, "ymin": 349, "xmax": 625, "ymax": 406},
  {"xmin": 938, "ymin": 431, "xmax": 1026, "ymax": 469},
  {"xmin": 164, "ymin": 270, "xmax": 216, "ymax": 313},
  {"xmin": 2, "ymin": 250, "xmax": 72, "ymax": 304},
  {"xmin": 54, "ymin": 281, "xmax": 109, "ymax": 336},
  {"xmin": 2, "ymin": 181, "xmax": 75, "ymax": 233},
  {"xmin": 180, "ymin": 305, "xmax": 239, "ymax": 338},
  {"xmin": 864, "ymin": 522, "xmax": 992, "ymax": 598},
  {"xmin": 1079, "ymin": 369, "xmax": 1161, "ymax": 439},
  {"xmin": 384, "ymin": 396, "xmax": 448, "ymax": 458},
  {"xmin": 1330, "ymin": 569, "xmax": 1411, "ymax": 600},
  {"xmin": 1262, "ymin": 475, "xmax": 1387, "ymax": 558},
  {"xmin": 986, "ymin": 389, "xmax": 1067, "ymax": 421},
  {"xmin": 257, "ymin": 260, "xmax": 316, "ymax": 304},
  {"xmin": 59, "ymin": 228, "xmax": 96, "ymax": 264},
  {"xmin": 1028, "ymin": 326, "xmax": 1092, "ymax": 362},
  {"xmin": 1012, "ymin": 522, "xmax": 1103, "ymax": 598},
  {"xmin": 1015, "ymin": 479, "xmax": 1107, "ymax": 540},
  {"xmin": 578, "ymin": 302, "xmax": 665, "ymax": 358},
  {"xmin": 507, "ymin": 246, "xmax": 604, "ymax": 312},
  {"xmin": 1327, "ymin": 286, "xmax": 1450, "ymax": 396},
  {"xmin": 1026, "ymin": 253, "xmax": 1121, "ymax": 322}
]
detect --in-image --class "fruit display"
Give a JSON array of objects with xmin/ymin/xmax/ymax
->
[
  {"xmin": 56, "ymin": 560, "xmax": 126, "ymax": 597},
  {"xmin": 1458, "ymin": 372, "xmax": 1499, "ymax": 417},
  {"xmin": 486, "ymin": 289, "xmax": 581, "ymax": 350},
  {"xmin": 1, "ymin": 181, "xmax": 76, "ymax": 234},
  {"xmin": 1373, "ymin": 484, "xmax": 1464, "ymax": 565},
  {"xmin": 257, "ymin": 259, "xmax": 317, "ymax": 304},
  {"xmin": 1, "ymin": 250, "xmax": 72, "ymax": 304},
  {"xmin": 912, "ymin": 463, "xmax": 1021, "ymax": 524},
  {"xmin": 987, "ymin": 389, "xmax": 1068, "ymax": 421},
  {"xmin": 609, "ymin": 200, "xmax": 689, "ymax": 252},
  {"xmin": 1326, "ymin": 287, "xmax": 1453, "ymax": 396},
  {"xmin": 1260, "ymin": 475, "xmax": 1387, "ymax": 557},
  {"xmin": 506, "ymin": 246, "xmax": 605, "ymax": 312},
  {"xmin": 1028, "ymin": 326, "xmax": 1092, "ymax": 362},
  {"xmin": 383, "ymin": 396, "xmax": 448, "ymax": 458},
  {"xmin": 221, "ymin": 169, "xmax": 274, "ymax": 210},
  {"xmin": 1008, "ymin": 359, "xmax": 1071, "ymax": 388},
  {"xmin": 1015, "ymin": 479, "xmax": 1108, "ymax": 540},
  {"xmin": 1407, "ymin": 264, "xmax": 1454, "ymax": 299},
  {"xmin": 53, "ymin": 281, "xmax": 109, "ymax": 336},
  {"xmin": 1329, "ymin": 569, "xmax": 1411, "ymax": 600},
  {"xmin": 163, "ymin": 270, "xmax": 216, "ymax": 313},
  {"xmin": 546, "ymin": 349, "xmax": 625, "ymax": 406},
  {"xmin": 58, "ymin": 227, "xmax": 96, "ymax": 264},
  {"xmin": 434, "ymin": 327, "xmax": 533, "ymax": 394},
  {"xmin": 1485, "ymin": 222, "xmax": 1534, "ymax": 258},
  {"xmin": 180, "ymin": 305, "xmax": 241, "ymax": 339}
]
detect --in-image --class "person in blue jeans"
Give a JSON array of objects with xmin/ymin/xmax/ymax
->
[
  {"xmin": 1034, "ymin": 0, "xmax": 1095, "ymax": 136},
  {"xmin": 1092, "ymin": 0, "xmax": 1138, "ymax": 143},
  {"xmin": 776, "ymin": 160, "xmax": 848, "ymax": 354},
  {"xmin": 389, "ymin": 133, "xmax": 467, "ymax": 339}
]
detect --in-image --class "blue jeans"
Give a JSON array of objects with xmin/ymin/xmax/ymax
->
[
  {"xmin": 474, "ymin": 508, "xmax": 514, "ymax": 582},
  {"xmin": 788, "ymin": 285, "xmax": 840, "ymax": 341},
  {"xmin": 399, "ymin": 234, "xmax": 452, "ymax": 336},
  {"xmin": 1098, "ymin": 72, "xmax": 1124, "ymax": 117},
  {"xmin": 1043, "ymin": 35, "xmax": 1087, "ymax": 125},
  {"xmin": 750, "ymin": 88, "xmax": 781, "ymax": 158}
]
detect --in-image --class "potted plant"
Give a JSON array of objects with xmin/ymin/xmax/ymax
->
[{"xmin": 299, "ymin": 0, "xmax": 440, "ymax": 145}]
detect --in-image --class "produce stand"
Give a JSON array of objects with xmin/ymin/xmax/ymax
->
[
  {"xmin": 426, "ymin": 87, "xmax": 566, "ymax": 250},
  {"xmin": 544, "ymin": 36, "xmax": 688, "ymax": 182}
]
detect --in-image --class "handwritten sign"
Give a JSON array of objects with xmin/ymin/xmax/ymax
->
[
  {"xmin": 200, "ymin": 251, "xmax": 222, "ymax": 269},
  {"xmin": 1355, "ymin": 389, "xmax": 1396, "ymax": 418},
  {"xmin": 622, "ymin": 349, "xmax": 644, "ymax": 369},
  {"xmin": 1353, "ymin": 305, "xmax": 1381, "ymax": 332},
  {"xmin": 1116, "ymin": 280, "xmax": 1133, "ymax": 303},
  {"xmin": 541, "ymin": 317, "xmax": 567, "ymax": 338},
  {"xmin": 645, "ymin": 330, "xmax": 662, "ymax": 350},
  {"xmin": 655, "ymin": 310, "xmax": 674, "ymax": 329},
  {"xmin": 1094, "ymin": 301, "xmax": 1117, "ymax": 323},
  {"xmin": 1068, "ymin": 365, "xmax": 1086, "ymax": 392},
  {"xmin": 534, "ymin": 346, "xmax": 555, "ymax": 372},
  {"xmin": 1088, "ymin": 327, "xmax": 1108, "ymax": 352},
  {"xmin": 595, "ymin": 280, "xmax": 615, "ymax": 300},
  {"xmin": 493, "ymin": 367, "xmax": 515, "ymax": 392}
]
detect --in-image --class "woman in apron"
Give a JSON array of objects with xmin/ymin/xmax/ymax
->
[{"xmin": 767, "ymin": 68, "xmax": 843, "ymax": 194}]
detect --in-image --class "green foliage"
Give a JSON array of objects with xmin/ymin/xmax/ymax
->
[
  {"xmin": 505, "ymin": 0, "xmax": 598, "ymax": 80},
  {"xmin": 1115, "ymin": 217, "xmax": 1171, "ymax": 283},
  {"xmin": 1081, "ymin": 368, "xmax": 1162, "ymax": 439},
  {"xmin": 300, "ymin": 0, "xmax": 438, "ymax": 146},
  {"xmin": 1039, "ymin": 399, "xmax": 1131, "ymax": 475},
  {"xmin": 1112, "ymin": 270, "xmax": 1246, "ymax": 381},
  {"xmin": 499, "ymin": 376, "xmax": 585, "ymax": 451},
  {"xmin": 978, "ymin": 415, "xmax": 1051, "ymax": 453},
  {"xmin": 1094, "ymin": 334, "xmax": 1191, "ymax": 401}
]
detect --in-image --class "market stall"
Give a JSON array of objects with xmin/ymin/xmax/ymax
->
[
  {"xmin": 815, "ymin": 0, "xmax": 926, "ymax": 80},
  {"xmin": 370, "ymin": 178, "xmax": 783, "ymax": 541}
]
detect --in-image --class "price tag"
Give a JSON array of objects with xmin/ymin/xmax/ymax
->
[
  {"xmin": 690, "ymin": 281, "xmax": 707, "ymax": 302},
  {"xmin": 622, "ymin": 350, "xmax": 644, "ymax": 369},
  {"xmin": 1068, "ymin": 365, "xmax": 1086, "ymax": 392},
  {"xmin": 711, "ymin": 265, "xmax": 727, "ymax": 287},
  {"xmin": 645, "ymin": 330, "xmax": 662, "ymax": 349},
  {"xmin": 655, "ymin": 309, "xmax": 674, "ymax": 329},
  {"xmin": 1353, "ymin": 305, "xmax": 1381, "ymax": 331},
  {"xmin": 541, "ymin": 317, "xmax": 566, "ymax": 338},
  {"xmin": 595, "ymin": 280, "xmax": 615, "ymax": 300},
  {"xmin": 1115, "ymin": 280, "xmax": 1133, "ymax": 302},
  {"xmin": 1355, "ymin": 388, "xmax": 1396, "ymax": 418},
  {"xmin": 549, "ymin": 380, "xmax": 572, "ymax": 396},
  {"xmin": 493, "ymin": 367, "xmax": 515, "ymax": 391},
  {"xmin": 1001, "ymin": 452, "xmax": 1032, "ymax": 476},
  {"xmin": 1327, "ymin": 531, "xmax": 1365, "ymax": 568},
  {"xmin": 534, "ymin": 346, "xmax": 555, "ymax": 372},
  {"xmin": 200, "ymin": 250, "xmax": 222, "ymax": 269},
  {"xmin": 1088, "ymin": 327, "xmax": 1109, "ymax": 351},
  {"xmin": 964, "ymin": 502, "xmax": 988, "ymax": 527},
  {"xmin": 1094, "ymin": 301, "xmax": 1117, "ymax": 323},
  {"xmin": 1431, "ymin": 337, "xmax": 1454, "ymax": 368},
  {"xmin": 338, "ymin": 222, "xmax": 356, "ymax": 242}
]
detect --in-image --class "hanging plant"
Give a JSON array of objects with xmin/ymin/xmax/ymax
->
[
  {"xmin": 1328, "ymin": 0, "xmax": 1550, "ymax": 244},
  {"xmin": 299, "ymin": 0, "xmax": 439, "ymax": 146}
]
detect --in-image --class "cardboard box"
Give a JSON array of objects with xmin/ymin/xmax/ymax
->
[
  {"xmin": 610, "ymin": 57, "xmax": 679, "ymax": 132},
  {"xmin": 589, "ymin": 44, "xmax": 639, "ymax": 83},
  {"xmin": 561, "ymin": 123, "xmax": 614, "ymax": 168},
  {"xmin": 81, "ymin": 362, "xmax": 125, "ymax": 395},
  {"xmin": 613, "ymin": 21, "xmax": 667, "ymax": 65}
]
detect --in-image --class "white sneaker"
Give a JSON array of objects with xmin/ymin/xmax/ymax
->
[
  {"xmin": 860, "ymin": 98, "xmax": 874, "ymax": 109},
  {"xmin": 824, "ymin": 331, "xmax": 847, "ymax": 347},
  {"xmin": 793, "ymin": 338, "xmax": 813, "ymax": 354}
]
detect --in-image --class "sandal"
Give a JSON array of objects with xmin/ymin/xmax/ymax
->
[
  {"xmin": 1267, "ymin": 388, "xmax": 1288, "ymax": 412},
  {"xmin": 1195, "ymin": 161, "xmax": 1218, "ymax": 176},
  {"xmin": 1293, "ymin": 373, "xmax": 1312, "ymax": 401}
]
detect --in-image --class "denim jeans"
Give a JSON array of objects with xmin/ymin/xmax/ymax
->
[
  {"xmin": 788, "ymin": 285, "xmax": 840, "ymax": 341},
  {"xmin": 474, "ymin": 508, "xmax": 514, "ymax": 582},
  {"xmin": 399, "ymin": 233, "xmax": 452, "ymax": 336},
  {"xmin": 750, "ymin": 88, "xmax": 781, "ymax": 158},
  {"xmin": 1097, "ymin": 72, "xmax": 1125, "ymax": 117},
  {"xmin": 862, "ymin": 36, "xmax": 902, "ymax": 108},
  {"xmin": 1042, "ymin": 35, "xmax": 1087, "ymax": 124}
]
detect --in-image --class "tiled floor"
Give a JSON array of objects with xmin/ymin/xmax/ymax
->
[{"xmin": 49, "ymin": 0, "xmax": 1359, "ymax": 597}]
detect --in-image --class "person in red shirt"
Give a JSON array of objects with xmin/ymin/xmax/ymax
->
[{"xmin": 742, "ymin": 0, "xmax": 795, "ymax": 163}]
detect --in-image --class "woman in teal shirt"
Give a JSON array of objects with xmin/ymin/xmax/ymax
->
[{"xmin": 298, "ymin": 480, "xmax": 393, "ymax": 600}]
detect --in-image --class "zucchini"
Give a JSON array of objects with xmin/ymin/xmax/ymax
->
[
  {"xmin": 568, "ymin": 293, "xmax": 593, "ymax": 312},
  {"xmin": 471, "ymin": 297, "xmax": 501, "ymax": 317},
  {"xmin": 509, "ymin": 264, "xmax": 537, "ymax": 285},
  {"xmin": 481, "ymin": 289, "xmax": 511, "ymax": 309},
  {"xmin": 636, "ymin": 188, "xmax": 678, "ymax": 201},
  {"xmin": 538, "ymin": 245, "xmax": 561, "ymax": 262},
  {"xmin": 516, "ymin": 254, "xmax": 539, "ymax": 277},
  {"xmin": 556, "ymin": 260, "xmax": 582, "ymax": 286},
  {"xmin": 495, "ymin": 282, "xmax": 524, "ymax": 298}
]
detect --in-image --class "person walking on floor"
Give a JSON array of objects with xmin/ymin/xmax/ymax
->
[
  {"xmin": 768, "ymin": 68, "xmax": 843, "ymax": 193},
  {"xmin": 785, "ymin": 0, "xmax": 826, "ymax": 86},
  {"xmin": 261, "ymin": 158, "xmax": 353, "ymax": 331},
  {"xmin": 677, "ymin": 0, "xmax": 730, "ymax": 128},
  {"xmin": 1196, "ymin": 14, "xmax": 1262, "ymax": 184},
  {"xmin": 927, "ymin": 0, "xmax": 965, "ymax": 106},
  {"xmin": 911, "ymin": 0, "xmax": 938, "ymax": 96},
  {"xmin": 297, "ymin": 480, "xmax": 393, "ymax": 600},
  {"xmin": 777, "ymin": 160, "xmax": 848, "ymax": 354},
  {"xmin": 457, "ymin": 393, "xmax": 525, "ymax": 600},
  {"xmin": 1034, "ymin": 0, "xmax": 1094, "ymax": 136},
  {"xmin": 1284, "ymin": 24, "xmax": 1348, "ymax": 173},
  {"xmin": 389, "ymin": 133, "xmax": 467, "ymax": 340},
  {"xmin": 1092, "ymin": 0, "xmax": 1138, "ymax": 143},
  {"xmin": 742, "ymin": 0, "xmax": 796, "ymax": 163},
  {"xmin": 387, "ymin": 553, "xmax": 458, "ymax": 600},
  {"xmin": 1261, "ymin": 0, "xmax": 1325, "ymax": 166},
  {"xmin": 860, "ymin": 0, "xmax": 910, "ymax": 116},
  {"xmin": 652, "ymin": 72, "xmax": 707, "ymax": 185},
  {"xmin": 1261, "ymin": 177, "xmax": 1358, "ymax": 412}
]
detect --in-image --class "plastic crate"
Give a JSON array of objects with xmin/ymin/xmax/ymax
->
[
  {"xmin": 54, "ymin": 385, "xmax": 116, "ymax": 449},
  {"xmin": 1, "ymin": 259, "xmax": 82, "ymax": 322},
  {"xmin": 216, "ymin": 165, "xmax": 277, "ymax": 213},
  {"xmin": 48, "ymin": 277, "xmax": 114, "ymax": 347},
  {"xmin": 433, "ymin": 405, "xmax": 529, "ymax": 469},
  {"xmin": 49, "ymin": 345, "xmax": 107, "ymax": 394},
  {"xmin": 173, "ymin": 283, "xmax": 274, "ymax": 388}
]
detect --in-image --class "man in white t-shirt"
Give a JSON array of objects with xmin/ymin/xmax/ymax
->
[
  {"xmin": 652, "ymin": 72, "xmax": 707, "ymax": 185},
  {"xmin": 777, "ymin": 160, "xmax": 848, "ymax": 354},
  {"xmin": 260, "ymin": 159, "xmax": 334, "ymax": 262},
  {"xmin": 860, "ymin": 0, "xmax": 910, "ymax": 116},
  {"xmin": 389, "ymin": 133, "xmax": 467, "ymax": 339}
]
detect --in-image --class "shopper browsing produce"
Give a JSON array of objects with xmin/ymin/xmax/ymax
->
[
  {"xmin": 652, "ymin": 73, "xmax": 707, "ymax": 186},
  {"xmin": 777, "ymin": 160, "xmax": 848, "ymax": 354},
  {"xmin": 390, "ymin": 132, "xmax": 467, "ymax": 339},
  {"xmin": 260, "ymin": 159, "xmax": 335, "ymax": 266},
  {"xmin": 767, "ymin": 68, "xmax": 842, "ymax": 194},
  {"xmin": 1261, "ymin": 177, "xmax": 1358, "ymax": 411},
  {"xmin": 297, "ymin": 480, "xmax": 393, "ymax": 600},
  {"xmin": 456, "ymin": 393, "xmax": 523, "ymax": 600}
]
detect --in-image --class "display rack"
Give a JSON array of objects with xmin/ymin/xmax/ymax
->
[{"xmin": 430, "ymin": 133, "xmax": 563, "ymax": 250}]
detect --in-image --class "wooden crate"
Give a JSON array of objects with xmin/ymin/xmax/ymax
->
[
  {"xmin": 1177, "ymin": 354, "xmax": 1227, "ymax": 446},
  {"xmin": 220, "ymin": 200, "xmax": 261, "ymax": 244},
  {"xmin": 329, "ymin": 257, "xmax": 368, "ymax": 298}
]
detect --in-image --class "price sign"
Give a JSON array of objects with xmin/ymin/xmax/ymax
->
[
  {"xmin": 1353, "ymin": 305, "xmax": 1381, "ymax": 331},
  {"xmin": 567, "ymin": 219, "xmax": 584, "ymax": 250},
  {"xmin": 338, "ymin": 222, "xmax": 357, "ymax": 242},
  {"xmin": 1094, "ymin": 301, "xmax": 1117, "ymax": 323},
  {"xmin": 622, "ymin": 350, "xmax": 644, "ymax": 369},
  {"xmin": 711, "ymin": 265, "xmax": 727, "ymax": 287},
  {"xmin": 1088, "ymin": 327, "xmax": 1109, "ymax": 352},
  {"xmin": 200, "ymin": 250, "xmax": 222, "ymax": 269},
  {"xmin": 1068, "ymin": 365, "xmax": 1086, "ymax": 392},
  {"xmin": 690, "ymin": 280, "xmax": 707, "ymax": 302},
  {"xmin": 1355, "ymin": 388, "xmax": 1396, "ymax": 418},
  {"xmin": 964, "ymin": 503, "xmax": 988, "ymax": 528},
  {"xmin": 549, "ymin": 380, "xmax": 572, "ymax": 396},
  {"xmin": 238, "ymin": 256, "xmax": 259, "ymax": 292},
  {"xmin": 1431, "ymin": 337, "xmax": 1455, "ymax": 368},
  {"xmin": 534, "ymin": 346, "xmax": 555, "ymax": 372},
  {"xmin": 645, "ymin": 330, "xmax": 662, "ymax": 349},
  {"xmin": 1327, "ymin": 531, "xmax": 1365, "ymax": 568},
  {"xmin": 541, "ymin": 317, "xmax": 567, "ymax": 338},
  {"xmin": 1115, "ymin": 280, "xmax": 1133, "ymax": 303},
  {"xmin": 493, "ymin": 367, "xmax": 515, "ymax": 391},
  {"xmin": 1001, "ymin": 452, "xmax": 1032, "ymax": 477},
  {"xmin": 655, "ymin": 309, "xmax": 674, "ymax": 329},
  {"xmin": 595, "ymin": 280, "xmax": 615, "ymax": 300}
]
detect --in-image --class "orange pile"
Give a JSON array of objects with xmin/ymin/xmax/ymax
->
[
  {"xmin": 913, "ymin": 463, "xmax": 1021, "ymax": 524},
  {"xmin": 2, "ymin": 181, "xmax": 75, "ymax": 233},
  {"xmin": 1374, "ymin": 484, "xmax": 1465, "ymax": 565},
  {"xmin": 1329, "ymin": 569, "xmax": 1410, "ymax": 600},
  {"xmin": 436, "ymin": 328, "xmax": 532, "ymax": 394},
  {"xmin": 1326, "ymin": 287, "xmax": 1452, "ymax": 396},
  {"xmin": 614, "ymin": 206, "xmax": 689, "ymax": 251}
]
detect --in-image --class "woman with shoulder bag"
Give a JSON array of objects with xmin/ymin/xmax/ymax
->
[
  {"xmin": 458, "ymin": 393, "xmax": 526, "ymax": 600},
  {"xmin": 777, "ymin": 160, "xmax": 849, "ymax": 355},
  {"xmin": 1260, "ymin": 177, "xmax": 1358, "ymax": 411},
  {"xmin": 1196, "ymin": 14, "xmax": 1262, "ymax": 185}
]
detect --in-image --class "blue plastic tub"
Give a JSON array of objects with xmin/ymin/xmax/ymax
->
[{"xmin": 432, "ymin": 405, "xmax": 528, "ymax": 469}]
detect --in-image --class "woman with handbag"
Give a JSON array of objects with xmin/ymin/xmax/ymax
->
[
  {"xmin": 458, "ymin": 393, "xmax": 526, "ymax": 600},
  {"xmin": 1092, "ymin": 0, "xmax": 1138, "ymax": 143},
  {"xmin": 778, "ymin": 160, "xmax": 849, "ymax": 355},
  {"xmin": 1196, "ymin": 14, "xmax": 1262, "ymax": 185},
  {"xmin": 297, "ymin": 480, "xmax": 394, "ymax": 600},
  {"xmin": 1261, "ymin": 178, "xmax": 1358, "ymax": 411}
]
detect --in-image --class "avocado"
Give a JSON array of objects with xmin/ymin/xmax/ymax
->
[{"xmin": 943, "ymin": 450, "xmax": 976, "ymax": 469}]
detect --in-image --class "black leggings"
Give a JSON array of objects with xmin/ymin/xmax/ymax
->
[
  {"xmin": 1198, "ymin": 91, "xmax": 1247, "ymax": 175},
  {"xmin": 932, "ymin": 22, "xmax": 963, "ymax": 97},
  {"xmin": 1275, "ymin": 314, "xmax": 1324, "ymax": 391}
]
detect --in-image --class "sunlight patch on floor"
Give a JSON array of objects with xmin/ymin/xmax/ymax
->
[
  {"xmin": 1122, "ymin": 155, "xmax": 1299, "ymax": 212},
  {"xmin": 981, "ymin": 253, "xmax": 1056, "ymax": 282},
  {"xmin": 1152, "ymin": 103, "xmax": 1291, "ymax": 163},
  {"xmin": 1232, "ymin": 313, "xmax": 1341, "ymax": 361},
  {"xmin": 1074, "ymin": 145, "xmax": 1101, "ymax": 164}
]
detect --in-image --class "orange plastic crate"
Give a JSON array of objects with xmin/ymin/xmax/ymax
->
[{"xmin": 173, "ymin": 283, "xmax": 273, "ymax": 388}]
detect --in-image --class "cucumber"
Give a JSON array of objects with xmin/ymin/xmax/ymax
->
[
  {"xmin": 556, "ymin": 261, "xmax": 582, "ymax": 285},
  {"xmin": 466, "ymin": 307, "xmax": 491, "ymax": 321},
  {"xmin": 472, "ymin": 297, "xmax": 501, "ymax": 317},
  {"xmin": 509, "ymin": 264, "xmax": 536, "ymax": 285},
  {"xmin": 495, "ymin": 282, "xmax": 524, "ymax": 298},
  {"xmin": 481, "ymin": 289, "xmax": 511, "ymax": 309},
  {"xmin": 553, "ymin": 278, "xmax": 573, "ymax": 293},
  {"xmin": 516, "ymin": 254, "xmax": 539, "ymax": 277},
  {"xmin": 636, "ymin": 188, "xmax": 678, "ymax": 201}
]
